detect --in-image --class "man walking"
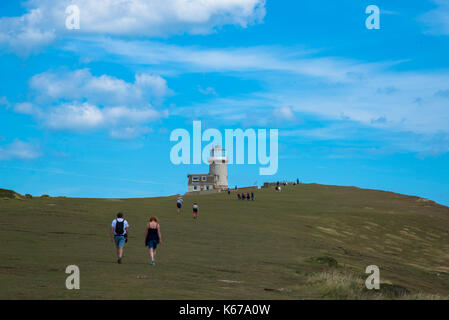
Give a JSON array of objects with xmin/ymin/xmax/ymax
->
[{"xmin": 110, "ymin": 212, "xmax": 129, "ymax": 264}]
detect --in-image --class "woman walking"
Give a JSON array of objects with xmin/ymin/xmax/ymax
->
[
  {"xmin": 193, "ymin": 202, "xmax": 199, "ymax": 219},
  {"xmin": 145, "ymin": 216, "xmax": 162, "ymax": 266},
  {"xmin": 176, "ymin": 197, "xmax": 183, "ymax": 215}
]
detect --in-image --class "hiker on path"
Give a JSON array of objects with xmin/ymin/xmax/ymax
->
[
  {"xmin": 251, "ymin": 192, "xmax": 254, "ymax": 201},
  {"xmin": 193, "ymin": 202, "xmax": 199, "ymax": 219},
  {"xmin": 145, "ymin": 216, "xmax": 162, "ymax": 266},
  {"xmin": 110, "ymin": 212, "xmax": 129, "ymax": 264},
  {"xmin": 176, "ymin": 197, "xmax": 183, "ymax": 215}
]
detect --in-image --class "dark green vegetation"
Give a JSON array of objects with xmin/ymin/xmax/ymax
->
[
  {"xmin": 1, "ymin": 184, "xmax": 448, "ymax": 299},
  {"xmin": 0, "ymin": 188, "xmax": 24, "ymax": 200}
]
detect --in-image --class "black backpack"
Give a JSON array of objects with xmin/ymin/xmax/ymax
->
[{"xmin": 115, "ymin": 219, "xmax": 125, "ymax": 235}]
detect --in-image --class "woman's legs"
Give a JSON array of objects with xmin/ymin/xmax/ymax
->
[
  {"xmin": 150, "ymin": 248, "xmax": 154, "ymax": 261},
  {"xmin": 149, "ymin": 244, "xmax": 158, "ymax": 265}
]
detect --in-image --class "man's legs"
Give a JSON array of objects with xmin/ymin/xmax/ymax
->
[{"xmin": 115, "ymin": 236, "xmax": 125, "ymax": 264}]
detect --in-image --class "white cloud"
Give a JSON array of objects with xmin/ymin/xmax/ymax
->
[
  {"xmin": 420, "ymin": 0, "xmax": 449, "ymax": 35},
  {"xmin": 198, "ymin": 85, "xmax": 217, "ymax": 96},
  {"xmin": 67, "ymin": 37, "xmax": 383, "ymax": 83},
  {"xmin": 14, "ymin": 69, "xmax": 169, "ymax": 137},
  {"xmin": 17, "ymin": 101, "xmax": 165, "ymax": 133},
  {"xmin": 0, "ymin": 96, "xmax": 9, "ymax": 107},
  {"xmin": 44, "ymin": 103, "xmax": 104, "ymax": 131},
  {"xmin": 276, "ymin": 106, "xmax": 296, "ymax": 121},
  {"xmin": 0, "ymin": 8, "xmax": 55, "ymax": 56},
  {"xmin": 0, "ymin": 0, "xmax": 265, "ymax": 55},
  {"xmin": 29, "ymin": 69, "xmax": 171, "ymax": 105},
  {"xmin": 0, "ymin": 140, "xmax": 41, "ymax": 161},
  {"xmin": 109, "ymin": 126, "xmax": 153, "ymax": 140}
]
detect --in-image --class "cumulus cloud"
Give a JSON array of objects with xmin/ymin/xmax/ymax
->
[
  {"xmin": 14, "ymin": 69, "xmax": 169, "ymax": 137},
  {"xmin": 0, "ymin": 140, "xmax": 41, "ymax": 161},
  {"xmin": 0, "ymin": 8, "xmax": 56, "ymax": 56},
  {"xmin": 28, "ymin": 68, "xmax": 171, "ymax": 105},
  {"xmin": 0, "ymin": 0, "xmax": 265, "ymax": 55}
]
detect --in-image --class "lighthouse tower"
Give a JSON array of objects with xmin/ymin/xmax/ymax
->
[{"xmin": 208, "ymin": 145, "xmax": 228, "ymax": 190}]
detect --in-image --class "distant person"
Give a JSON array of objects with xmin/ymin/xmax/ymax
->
[
  {"xmin": 193, "ymin": 202, "xmax": 199, "ymax": 219},
  {"xmin": 297, "ymin": 178, "xmax": 299, "ymax": 184},
  {"xmin": 176, "ymin": 197, "xmax": 183, "ymax": 215},
  {"xmin": 242, "ymin": 193, "xmax": 246, "ymax": 200},
  {"xmin": 237, "ymin": 193, "xmax": 241, "ymax": 200},
  {"xmin": 251, "ymin": 192, "xmax": 254, "ymax": 201},
  {"xmin": 227, "ymin": 188, "xmax": 231, "ymax": 195},
  {"xmin": 110, "ymin": 212, "xmax": 129, "ymax": 264},
  {"xmin": 247, "ymin": 193, "xmax": 250, "ymax": 201},
  {"xmin": 145, "ymin": 216, "xmax": 162, "ymax": 266}
]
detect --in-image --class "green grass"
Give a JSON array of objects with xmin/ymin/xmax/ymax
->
[{"xmin": 0, "ymin": 183, "xmax": 448, "ymax": 299}]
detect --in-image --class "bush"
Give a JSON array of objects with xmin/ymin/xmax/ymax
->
[{"xmin": 310, "ymin": 256, "xmax": 339, "ymax": 268}]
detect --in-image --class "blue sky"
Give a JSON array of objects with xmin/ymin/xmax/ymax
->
[{"xmin": 0, "ymin": 0, "xmax": 449, "ymax": 205}]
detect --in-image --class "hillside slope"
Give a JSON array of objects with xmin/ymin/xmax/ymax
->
[
  {"xmin": 0, "ymin": 188, "xmax": 24, "ymax": 200},
  {"xmin": 0, "ymin": 184, "xmax": 448, "ymax": 299}
]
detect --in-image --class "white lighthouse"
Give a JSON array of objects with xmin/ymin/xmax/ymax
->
[
  {"xmin": 187, "ymin": 145, "xmax": 228, "ymax": 193},
  {"xmin": 208, "ymin": 145, "xmax": 228, "ymax": 190}
]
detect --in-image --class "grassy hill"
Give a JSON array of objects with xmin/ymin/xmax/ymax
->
[
  {"xmin": 0, "ymin": 184, "xmax": 448, "ymax": 299},
  {"xmin": 0, "ymin": 188, "xmax": 24, "ymax": 200}
]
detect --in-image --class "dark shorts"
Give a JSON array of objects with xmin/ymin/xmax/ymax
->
[
  {"xmin": 147, "ymin": 240, "xmax": 158, "ymax": 250},
  {"xmin": 177, "ymin": 202, "xmax": 182, "ymax": 208}
]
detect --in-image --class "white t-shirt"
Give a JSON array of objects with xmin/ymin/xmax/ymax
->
[{"xmin": 111, "ymin": 218, "xmax": 129, "ymax": 235}]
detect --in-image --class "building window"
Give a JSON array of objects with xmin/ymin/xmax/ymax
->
[
  {"xmin": 206, "ymin": 185, "xmax": 210, "ymax": 190},
  {"xmin": 202, "ymin": 176, "xmax": 207, "ymax": 181},
  {"xmin": 193, "ymin": 186, "xmax": 198, "ymax": 191},
  {"xmin": 192, "ymin": 176, "xmax": 199, "ymax": 182}
]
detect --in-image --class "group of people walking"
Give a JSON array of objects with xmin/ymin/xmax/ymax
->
[
  {"xmin": 237, "ymin": 192, "xmax": 254, "ymax": 201},
  {"xmin": 110, "ymin": 212, "xmax": 162, "ymax": 266},
  {"xmin": 177, "ymin": 197, "xmax": 199, "ymax": 219},
  {"xmin": 110, "ymin": 197, "xmax": 199, "ymax": 265}
]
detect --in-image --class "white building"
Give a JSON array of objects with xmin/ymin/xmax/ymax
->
[{"xmin": 187, "ymin": 146, "xmax": 228, "ymax": 193}]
